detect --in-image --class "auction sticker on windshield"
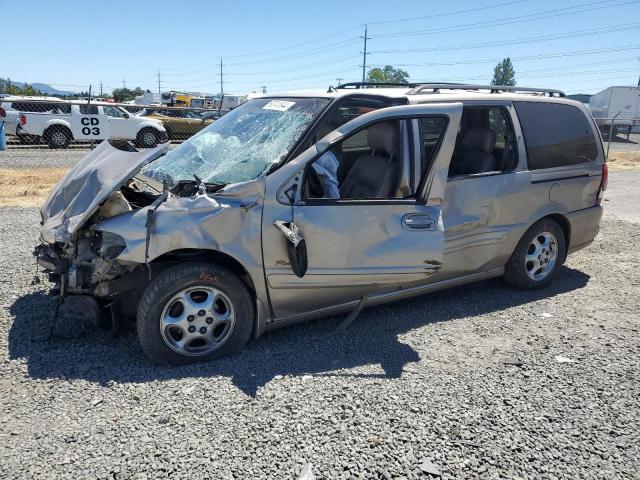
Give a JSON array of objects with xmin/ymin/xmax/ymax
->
[{"xmin": 262, "ymin": 100, "xmax": 295, "ymax": 111}]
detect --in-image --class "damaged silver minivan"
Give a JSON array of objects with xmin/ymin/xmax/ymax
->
[{"xmin": 35, "ymin": 84, "xmax": 606, "ymax": 364}]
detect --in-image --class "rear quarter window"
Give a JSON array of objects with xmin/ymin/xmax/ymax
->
[{"xmin": 514, "ymin": 102, "xmax": 598, "ymax": 170}]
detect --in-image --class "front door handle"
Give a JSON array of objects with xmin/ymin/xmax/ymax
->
[{"xmin": 402, "ymin": 213, "xmax": 436, "ymax": 231}]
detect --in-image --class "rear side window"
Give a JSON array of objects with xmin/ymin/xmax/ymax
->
[
  {"xmin": 515, "ymin": 102, "xmax": 598, "ymax": 170},
  {"xmin": 79, "ymin": 104, "xmax": 99, "ymax": 115},
  {"xmin": 11, "ymin": 102, "xmax": 70, "ymax": 114}
]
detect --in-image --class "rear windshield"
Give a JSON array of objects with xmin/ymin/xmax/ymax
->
[{"xmin": 515, "ymin": 102, "xmax": 598, "ymax": 170}]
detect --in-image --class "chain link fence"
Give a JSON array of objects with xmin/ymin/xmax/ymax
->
[
  {"xmin": 0, "ymin": 98, "xmax": 229, "ymax": 150},
  {"xmin": 0, "ymin": 97, "xmax": 230, "ymax": 207}
]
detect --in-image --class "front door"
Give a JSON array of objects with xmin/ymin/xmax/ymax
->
[
  {"xmin": 261, "ymin": 103, "xmax": 462, "ymax": 320},
  {"xmin": 102, "ymin": 105, "xmax": 131, "ymax": 140}
]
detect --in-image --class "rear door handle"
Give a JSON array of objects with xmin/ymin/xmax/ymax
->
[{"xmin": 402, "ymin": 213, "xmax": 436, "ymax": 230}]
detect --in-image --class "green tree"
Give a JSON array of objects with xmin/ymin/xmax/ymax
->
[
  {"xmin": 366, "ymin": 65, "xmax": 410, "ymax": 84},
  {"xmin": 112, "ymin": 86, "xmax": 145, "ymax": 102},
  {"xmin": 491, "ymin": 58, "xmax": 516, "ymax": 86},
  {"xmin": 0, "ymin": 78, "xmax": 43, "ymax": 96},
  {"xmin": 21, "ymin": 83, "xmax": 42, "ymax": 96}
]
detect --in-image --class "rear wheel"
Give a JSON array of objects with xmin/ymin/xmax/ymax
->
[
  {"xmin": 137, "ymin": 262, "xmax": 254, "ymax": 365},
  {"xmin": 504, "ymin": 218, "xmax": 566, "ymax": 290},
  {"xmin": 45, "ymin": 125, "xmax": 71, "ymax": 149}
]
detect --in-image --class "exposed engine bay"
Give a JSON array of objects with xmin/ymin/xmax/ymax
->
[{"xmin": 33, "ymin": 140, "xmax": 250, "ymax": 305}]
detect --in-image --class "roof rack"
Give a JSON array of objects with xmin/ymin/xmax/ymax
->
[
  {"xmin": 335, "ymin": 82, "xmax": 420, "ymax": 89},
  {"xmin": 406, "ymin": 84, "xmax": 565, "ymax": 97}
]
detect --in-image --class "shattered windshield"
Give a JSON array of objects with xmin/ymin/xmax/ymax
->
[{"xmin": 142, "ymin": 97, "xmax": 329, "ymax": 186}]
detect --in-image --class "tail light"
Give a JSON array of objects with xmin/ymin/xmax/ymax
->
[
  {"xmin": 597, "ymin": 163, "xmax": 608, "ymax": 204},
  {"xmin": 20, "ymin": 114, "xmax": 26, "ymax": 125},
  {"xmin": 0, "ymin": 107, "xmax": 5, "ymax": 118}
]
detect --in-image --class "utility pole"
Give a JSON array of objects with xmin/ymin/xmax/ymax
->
[
  {"xmin": 157, "ymin": 70, "xmax": 162, "ymax": 94},
  {"xmin": 122, "ymin": 77, "xmax": 126, "ymax": 89},
  {"xmin": 99, "ymin": 81, "xmax": 103, "ymax": 97},
  {"xmin": 360, "ymin": 24, "xmax": 370, "ymax": 84},
  {"xmin": 219, "ymin": 57, "xmax": 224, "ymax": 96},
  {"xmin": 336, "ymin": 77, "xmax": 343, "ymax": 85},
  {"xmin": 261, "ymin": 86, "xmax": 267, "ymax": 94}
]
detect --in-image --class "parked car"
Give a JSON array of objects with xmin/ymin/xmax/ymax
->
[
  {"xmin": 35, "ymin": 84, "xmax": 606, "ymax": 365},
  {"xmin": 10, "ymin": 101, "xmax": 166, "ymax": 148},
  {"xmin": 0, "ymin": 97, "xmax": 69, "ymax": 144},
  {"xmin": 198, "ymin": 110, "xmax": 229, "ymax": 121},
  {"xmin": 137, "ymin": 108, "xmax": 214, "ymax": 140}
]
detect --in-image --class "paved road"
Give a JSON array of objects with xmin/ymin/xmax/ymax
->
[{"xmin": 604, "ymin": 170, "xmax": 640, "ymax": 223}]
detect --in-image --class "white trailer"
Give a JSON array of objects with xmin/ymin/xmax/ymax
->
[{"xmin": 588, "ymin": 86, "xmax": 640, "ymax": 137}]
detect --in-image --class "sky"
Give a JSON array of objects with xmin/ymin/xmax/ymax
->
[{"xmin": 1, "ymin": 0, "xmax": 639, "ymax": 96}]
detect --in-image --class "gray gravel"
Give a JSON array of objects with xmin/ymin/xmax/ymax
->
[
  {"xmin": 1, "ymin": 206, "xmax": 639, "ymax": 479},
  {"xmin": 604, "ymin": 170, "xmax": 640, "ymax": 223},
  {"xmin": 0, "ymin": 149, "xmax": 89, "ymax": 169}
]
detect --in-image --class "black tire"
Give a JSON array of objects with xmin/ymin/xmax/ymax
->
[
  {"xmin": 503, "ymin": 218, "xmax": 566, "ymax": 290},
  {"xmin": 136, "ymin": 127, "xmax": 160, "ymax": 148},
  {"xmin": 44, "ymin": 125, "xmax": 71, "ymax": 149},
  {"xmin": 137, "ymin": 262, "xmax": 254, "ymax": 365}
]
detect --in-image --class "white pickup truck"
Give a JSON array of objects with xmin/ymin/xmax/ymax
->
[{"xmin": 0, "ymin": 101, "xmax": 167, "ymax": 148}]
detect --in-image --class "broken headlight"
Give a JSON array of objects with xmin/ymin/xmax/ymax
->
[{"xmin": 92, "ymin": 231, "xmax": 126, "ymax": 260}]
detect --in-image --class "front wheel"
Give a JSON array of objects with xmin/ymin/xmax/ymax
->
[
  {"xmin": 503, "ymin": 218, "xmax": 566, "ymax": 290},
  {"xmin": 137, "ymin": 262, "xmax": 254, "ymax": 365}
]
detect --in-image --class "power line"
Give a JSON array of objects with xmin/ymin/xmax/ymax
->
[
  {"xmin": 367, "ymin": 0, "xmax": 529, "ymax": 25},
  {"xmin": 371, "ymin": 22, "xmax": 640, "ymax": 54},
  {"xmin": 371, "ymin": 0, "xmax": 639, "ymax": 38},
  {"xmin": 166, "ymin": 53, "xmax": 360, "ymax": 83},
  {"xmin": 140, "ymin": 0, "xmax": 529, "ymax": 74},
  {"xmin": 368, "ymin": 45, "xmax": 640, "ymax": 68}
]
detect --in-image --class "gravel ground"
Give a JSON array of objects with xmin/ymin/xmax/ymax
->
[
  {"xmin": 0, "ymin": 204, "xmax": 638, "ymax": 479},
  {"xmin": 604, "ymin": 171, "xmax": 640, "ymax": 223},
  {"xmin": 0, "ymin": 149, "xmax": 89, "ymax": 169}
]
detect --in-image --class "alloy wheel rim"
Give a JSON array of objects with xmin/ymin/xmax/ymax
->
[
  {"xmin": 52, "ymin": 131, "xmax": 66, "ymax": 145},
  {"xmin": 143, "ymin": 132, "xmax": 155, "ymax": 146},
  {"xmin": 525, "ymin": 231, "xmax": 558, "ymax": 281},
  {"xmin": 159, "ymin": 286, "xmax": 235, "ymax": 356}
]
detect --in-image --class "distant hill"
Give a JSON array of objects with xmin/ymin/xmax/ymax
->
[{"xmin": 4, "ymin": 80, "xmax": 79, "ymax": 97}]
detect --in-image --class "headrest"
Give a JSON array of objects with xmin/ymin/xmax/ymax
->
[
  {"xmin": 462, "ymin": 128, "xmax": 496, "ymax": 154},
  {"xmin": 367, "ymin": 122, "xmax": 397, "ymax": 155}
]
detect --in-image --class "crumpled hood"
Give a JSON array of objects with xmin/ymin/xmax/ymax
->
[{"xmin": 40, "ymin": 140, "xmax": 170, "ymax": 244}]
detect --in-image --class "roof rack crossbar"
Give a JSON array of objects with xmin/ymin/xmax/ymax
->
[{"xmin": 406, "ymin": 84, "xmax": 565, "ymax": 97}]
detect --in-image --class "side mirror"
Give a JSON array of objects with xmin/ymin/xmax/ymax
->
[{"xmin": 274, "ymin": 220, "xmax": 308, "ymax": 278}]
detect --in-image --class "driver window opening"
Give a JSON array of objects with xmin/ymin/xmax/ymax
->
[{"xmin": 305, "ymin": 117, "xmax": 447, "ymax": 201}]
